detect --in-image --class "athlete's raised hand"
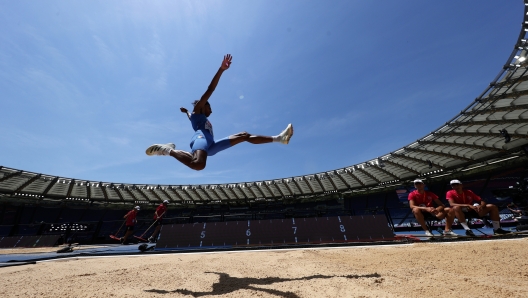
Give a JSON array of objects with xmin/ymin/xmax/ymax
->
[
  {"xmin": 195, "ymin": 54, "xmax": 231, "ymax": 112},
  {"xmin": 180, "ymin": 107, "xmax": 191, "ymax": 119},
  {"xmin": 220, "ymin": 54, "xmax": 232, "ymax": 70}
]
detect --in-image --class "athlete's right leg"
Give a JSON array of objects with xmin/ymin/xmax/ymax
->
[
  {"xmin": 170, "ymin": 149, "xmax": 207, "ymax": 171},
  {"xmin": 147, "ymin": 138, "xmax": 208, "ymax": 170}
]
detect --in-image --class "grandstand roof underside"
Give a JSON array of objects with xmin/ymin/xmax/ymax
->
[{"xmin": 3, "ymin": 2, "xmax": 528, "ymax": 205}]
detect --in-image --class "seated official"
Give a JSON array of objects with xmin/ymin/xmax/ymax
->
[
  {"xmin": 446, "ymin": 179, "xmax": 510, "ymax": 236},
  {"xmin": 408, "ymin": 179, "xmax": 453, "ymax": 236}
]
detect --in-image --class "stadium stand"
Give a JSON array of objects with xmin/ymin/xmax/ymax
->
[
  {"xmin": 32, "ymin": 206, "xmax": 61, "ymax": 225},
  {"xmin": 0, "ymin": 165, "xmax": 524, "ymax": 244}
]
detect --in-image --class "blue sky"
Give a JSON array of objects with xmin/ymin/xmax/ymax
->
[{"xmin": 0, "ymin": 1, "xmax": 521, "ymax": 185}]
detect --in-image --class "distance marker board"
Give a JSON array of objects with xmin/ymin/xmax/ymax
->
[{"xmin": 156, "ymin": 215, "xmax": 393, "ymax": 250}]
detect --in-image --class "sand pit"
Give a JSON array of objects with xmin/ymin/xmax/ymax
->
[{"xmin": 1, "ymin": 239, "xmax": 527, "ymax": 297}]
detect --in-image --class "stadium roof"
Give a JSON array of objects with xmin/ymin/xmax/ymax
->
[{"xmin": 2, "ymin": 2, "xmax": 528, "ymax": 206}]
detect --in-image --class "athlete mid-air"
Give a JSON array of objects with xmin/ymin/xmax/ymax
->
[{"xmin": 146, "ymin": 54, "xmax": 293, "ymax": 171}]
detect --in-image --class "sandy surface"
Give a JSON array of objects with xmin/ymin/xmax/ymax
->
[{"xmin": 1, "ymin": 239, "xmax": 527, "ymax": 298}]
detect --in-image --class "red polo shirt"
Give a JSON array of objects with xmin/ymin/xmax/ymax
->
[
  {"xmin": 408, "ymin": 190, "xmax": 438, "ymax": 207},
  {"xmin": 154, "ymin": 204, "xmax": 167, "ymax": 220},
  {"xmin": 446, "ymin": 189, "xmax": 482, "ymax": 205},
  {"xmin": 125, "ymin": 210, "xmax": 138, "ymax": 226}
]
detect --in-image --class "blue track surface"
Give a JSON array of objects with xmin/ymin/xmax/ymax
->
[{"xmin": 0, "ymin": 244, "xmax": 141, "ymax": 265}]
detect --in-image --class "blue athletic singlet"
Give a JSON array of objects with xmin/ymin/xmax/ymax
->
[
  {"xmin": 189, "ymin": 114, "xmax": 231, "ymax": 156},
  {"xmin": 190, "ymin": 113, "xmax": 214, "ymax": 138}
]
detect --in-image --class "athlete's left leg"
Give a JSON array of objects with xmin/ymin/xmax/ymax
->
[
  {"xmin": 230, "ymin": 123, "xmax": 294, "ymax": 146},
  {"xmin": 205, "ymin": 124, "xmax": 294, "ymax": 156},
  {"xmin": 205, "ymin": 133, "xmax": 275, "ymax": 156},
  {"xmin": 229, "ymin": 132, "xmax": 271, "ymax": 146}
]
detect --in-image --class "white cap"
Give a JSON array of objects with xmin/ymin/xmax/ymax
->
[
  {"xmin": 450, "ymin": 179, "xmax": 462, "ymax": 185},
  {"xmin": 135, "ymin": 206, "xmax": 141, "ymax": 210},
  {"xmin": 413, "ymin": 179, "xmax": 424, "ymax": 184},
  {"xmin": 163, "ymin": 200, "xmax": 169, "ymax": 204}
]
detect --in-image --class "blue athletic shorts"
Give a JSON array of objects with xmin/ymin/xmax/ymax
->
[{"xmin": 190, "ymin": 131, "xmax": 231, "ymax": 156}]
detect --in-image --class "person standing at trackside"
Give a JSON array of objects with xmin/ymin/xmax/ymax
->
[
  {"xmin": 148, "ymin": 200, "xmax": 169, "ymax": 243},
  {"xmin": 446, "ymin": 179, "xmax": 510, "ymax": 236},
  {"xmin": 408, "ymin": 179, "xmax": 455, "ymax": 236},
  {"xmin": 121, "ymin": 206, "xmax": 140, "ymax": 244}
]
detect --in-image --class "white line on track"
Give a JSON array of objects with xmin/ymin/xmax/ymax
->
[{"xmin": 37, "ymin": 243, "xmax": 411, "ymax": 263}]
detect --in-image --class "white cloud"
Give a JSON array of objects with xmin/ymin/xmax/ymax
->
[
  {"xmin": 0, "ymin": 127, "xmax": 63, "ymax": 149},
  {"xmin": 142, "ymin": 33, "xmax": 165, "ymax": 67},
  {"xmin": 92, "ymin": 35, "xmax": 116, "ymax": 65},
  {"xmin": 107, "ymin": 136, "xmax": 130, "ymax": 146},
  {"xmin": 23, "ymin": 68, "xmax": 83, "ymax": 108}
]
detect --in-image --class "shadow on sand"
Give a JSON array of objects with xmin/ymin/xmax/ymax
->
[{"xmin": 145, "ymin": 271, "xmax": 381, "ymax": 297}]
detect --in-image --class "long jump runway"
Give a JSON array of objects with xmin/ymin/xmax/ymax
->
[{"xmin": 2, "ymin": 232, "xmax": 527, "ymax": 267}]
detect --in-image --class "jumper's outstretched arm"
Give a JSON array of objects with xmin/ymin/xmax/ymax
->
[{"xmin": 193, "ymin": 54, "xmax": 232, "ymax": 113}]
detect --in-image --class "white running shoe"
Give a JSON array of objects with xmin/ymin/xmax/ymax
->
[
  {"xmin": 146, "ymin": 143, "xmax": 175, "ymax": 156},
  {"xmin": 279, "ymin": 123, "xmax": 294, "ymax": 144},
  {"xmin": 443, "ymin": 230, "xmax": 458, "ymax": 237},
  {"xmin": 424, "ymin": 231, "xmax": 433, "ymax": 237}
]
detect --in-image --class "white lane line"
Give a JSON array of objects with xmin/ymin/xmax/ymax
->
[{"xmin": 37, "ymin": 243, "xmax": 412, "ymax": 263}]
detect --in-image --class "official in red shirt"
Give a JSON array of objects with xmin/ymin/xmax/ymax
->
[
  {"xmin": 408, "ymin": 179, "xmax": 452, "ymax": 236},
  {"xmin": 446, "ymin": 179, "xmax": 509, "ymax": 236},
  {"xmin": 148, "ymin": 200, "xmax": 169, "ymax": 243},
  {"xmin": 121, "ymin": 206, "xmax": 140, "ymax": 244}
]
